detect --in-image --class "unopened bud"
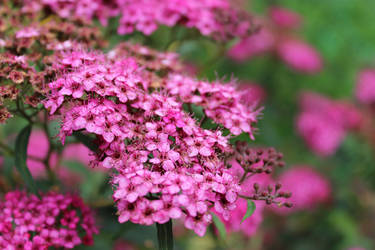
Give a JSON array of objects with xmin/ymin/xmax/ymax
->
[
  {"xmin": 253, "ymin": 183, "xmax": 259, "ymax": 191},
  {"xmin": 284, "ymin": 202, "xmax": 293, "ymax": 208}
]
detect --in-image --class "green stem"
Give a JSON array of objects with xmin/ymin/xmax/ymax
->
[{"xmin": 156, "ymin": 220, "xmax": 174, "ymax": 250}]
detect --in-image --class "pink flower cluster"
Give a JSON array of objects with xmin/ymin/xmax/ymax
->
[
  {"xmin": 44, "ymin": 49, "xmax": 261, "ymax": 236},
  {"xmin": 22, "ymin": 0, "xmax": 252, "ymax": 41},
  {"xmin": 228, "ymin": 6, "xmax": 323, "ymax": 74},
  {"xmin": 22, "ymin": 0, "xmax": 113, "ymax": 25},
  {"xmin": 166, "ymin": 74, "xmax": 259, "ymax": 137},
  {"xmin": 272, "ymin": 166, "xmax": 331, "ymax": 214},
  {"xmin": 297, "ymin": 91, "xmax": 362, "ymax": 156},
  {"xmin": 0, "ymin": 191, "xmax": 98, "ymax": 249},
  {"xmin": 116, "ymin": 0, "xmax": 252, "ymax": 40},
  {"xmin": 356, "ymin": 69, "xmax": 375, "ymax": 105}
]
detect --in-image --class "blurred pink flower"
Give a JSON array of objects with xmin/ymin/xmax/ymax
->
[
  {"xmin": 63, "ymin": 143, "xmax": 95, "ymax": 166},
  {"xmin": 228, "ymin": 27, "xmax": 275, "ymax": 62},
  {"xmin": 356, "ymin": 69, "xmax": 375, "ymax": 105},
  {"xmin": 27, "ymin": 130, "xmax": 56, "ymax": 178},
  {"xmin": 297, "ymin": 112, "xmax": 345, "ymax": 156},
  {"xmin": 272, "ymin": 166, "xmax": 331, "ymax": 214},
  {"xmin": 238, "ymin": 82, "xmax": 266, "ymax": 105},
  {"xmin": 277, "ymin": 39, "xmax": 322, "ymax": 74},
  {"xmin": 269, "ymin": 6, "xmax": 302, "ymax": 29},
  {"xmin": 297, "ymin": 92, "xmax": 362, "ymax": 156},
  {"xmin": 26, "ymin": 130, "xmax": 82, "ymax": 184}
]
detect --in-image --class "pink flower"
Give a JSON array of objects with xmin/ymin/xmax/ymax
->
[
  {"xmin": 27, "ymin": 130, "xmax": 56, "ymax": 178},
  {"xmin": 45, "ymin": 49, "xmax": 259, "ymax": 236},
  {"xmin": 228, "ymin": 27, "xmax": 275, "ymax": 62},
  {"xmin": 63, "ymin": 143, "xmax": 95, "ymax": 167},
  {"xmin": 356, "ymin": 69, "xmax": 375, "ymax": 105},
  {"xmin": 269, "ymin": 6, "xmax": 302, "ymax": 29},
  {"xmin": 297, "ymin": 111, "xmax": 346, "ymax": 156},
  {"xmin": 15, "ymin": 27, "xmax": 40, "ymax": 39},
  {"xmin": 297, "ymin": 92, "xmax": 362, "ymax": 156},
  {"xmin": 0, "ymin": 191, "xmax": 98, "ymax": 249},
  {"xmin": 272, "ymin": 166, "xmax": 331, "ymax": 214},
  {"xmin": 238, "ymin": 82, "xmax": 266, "ymax": 105},
  {"xmin": 277, "ymin": 39, "xmax": 323, "ymax": 73}
]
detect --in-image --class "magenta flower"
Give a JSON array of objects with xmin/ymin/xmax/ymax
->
[
  {"xmin": 228, "ymin": 27, "xmax": 275, "ymax": 62},
  {"xmin": 277, "ymin": 39, "xmax": 323, "ymax": 74},
  {"xmin": 0, "ymin": 191, "xmax": 98, "ymax": 249},
  {"xmin": 356, "ymin": 69, "xmax": 375, "ymax": 105},
  {"xmin": 272, "ymin": 166, "xmax": 331, "ymax": 214},
  {"xmin": 297, "ymin": 92, "xmax": 362, "ymax": 156},
  {"xmin": 44, "ymin": 49, "xmax": 260, "ymax": 236},
  {"xmin": 269, "ymin": 6, "xmax": 301, "ymax": 29}
]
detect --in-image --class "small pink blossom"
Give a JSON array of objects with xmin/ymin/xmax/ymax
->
[
  {"xmin": 269, "ymin": 6, "xmax": 302, "ymax": 29},
  {"xmin": 297, "ymin": 92, "xmax": 362, "ymax": 156},
  {"xmin": 277, "ymin": 39, "xmax": 322, "ymax": 73},
  {"xmin": 356, "ymin": 69, "xmax": 375, "ymax": 105}
]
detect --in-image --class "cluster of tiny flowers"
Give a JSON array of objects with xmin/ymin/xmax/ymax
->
[
  {"xmin": 297, "ymin": 91, "xmax": 362, "ymax": 156},
  {"xmin": 0, "ymin": 0, "xmax": 106, "ymax": 123},
  {"xmin": 20, "ymin": 0, "xmax": 253, "ymax": 41},
  {"xmin": 44, "ymin": 50, "xmax": 258, "ymax": 236},
  {"xmin": 165, "ymin": 74, "xmax": 259, "ymax": 137},
  {"xmin": 271, "ymin": 166, "xmax": 331, "ymax": 214},
  {"xmin": 21, "ymin": 0, "xmax": 113, "ymax": 25},
  {"xmin": 228, "ymin": 5, "xmax": 323, "ymax": 74},
  {"xmin": 0, "ymin": 191, "xmax": 98, "ymax": 249},
  {"xmin": 115, "ymin": 0, "xmax": 252, "ymax": 40},
  {"xmin": 107, "ymin": 42, "xmax": 184, "ymax": 73}
]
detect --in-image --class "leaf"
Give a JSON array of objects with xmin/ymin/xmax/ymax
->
[
  {"xmin": 73, "ymin": 131, "xmax": 98, "ymax": 153},
  {"xmin": 156, "ymin": 220, "xmax": 174, "ymax": 250},
  {"xmin": 14, "ymin": 125, "xmax": 38, "ymax": 196},
  {"xmin": 241, "ymin": 200, "xmax": 256, "ymax": 223},
  {"xmin": 211, "ymin": 213, "xmax": 227, "ymax": 240}
]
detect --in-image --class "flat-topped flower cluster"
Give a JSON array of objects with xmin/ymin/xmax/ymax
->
[
  {"xmin": 0, "ymin": 191, "xmax": 98, "ymax": 249},
  {"xmin": 20, "ymin": 0, "xmax": 253, "ymax": 41},
  {"xmin": 44, "ymin": 47, "xmax": 264, "ymax": 236}
]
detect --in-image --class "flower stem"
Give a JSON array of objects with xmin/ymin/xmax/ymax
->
[{"xmin": 156, "ymin": 220, "xmax": 174, "ymax": 250}]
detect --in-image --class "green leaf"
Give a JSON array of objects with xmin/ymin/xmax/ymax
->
[
  {"xmin": 212, "ymin": 213, "xmax": 226, "ymax": 240},
  {"xmin": 241, "ymin": 200, "xmax": 256, "ymax": 223},
  {"xmin": 14, "ymin": 125, "xmax": 38, "ymax": 196},
  {"xmin": 73, "ymin": 131, "xmax": 98, "ymax": 152},
  {"xmin": 156, "ymin": 220, "xmax": 174, "ymax": 250}
]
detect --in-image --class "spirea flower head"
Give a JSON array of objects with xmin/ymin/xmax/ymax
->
[
  {"xmin": 297, "ymin": 91, "xmax": 362, "ymax": 156},
  {"xmin": 115, "ymin": 0, "xmax": 253, "ymax": 40},
  {"xmin": 21, "ymin": 0, "xmax": 254, "ymax": 41},
  {"xmin": 356, "ymin": 69, "xmax": 375, "ymax": 105},
  {"xmin": 271, "ymin": 166, "xmax": 331, "ymax": 214},
  {"xmin": 43, "ymin": 48, "xmax": 264, "ymax": 236},
  {"xmin": 0, "ymin": 191, "xmax": 98, "ymax": 249}
]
